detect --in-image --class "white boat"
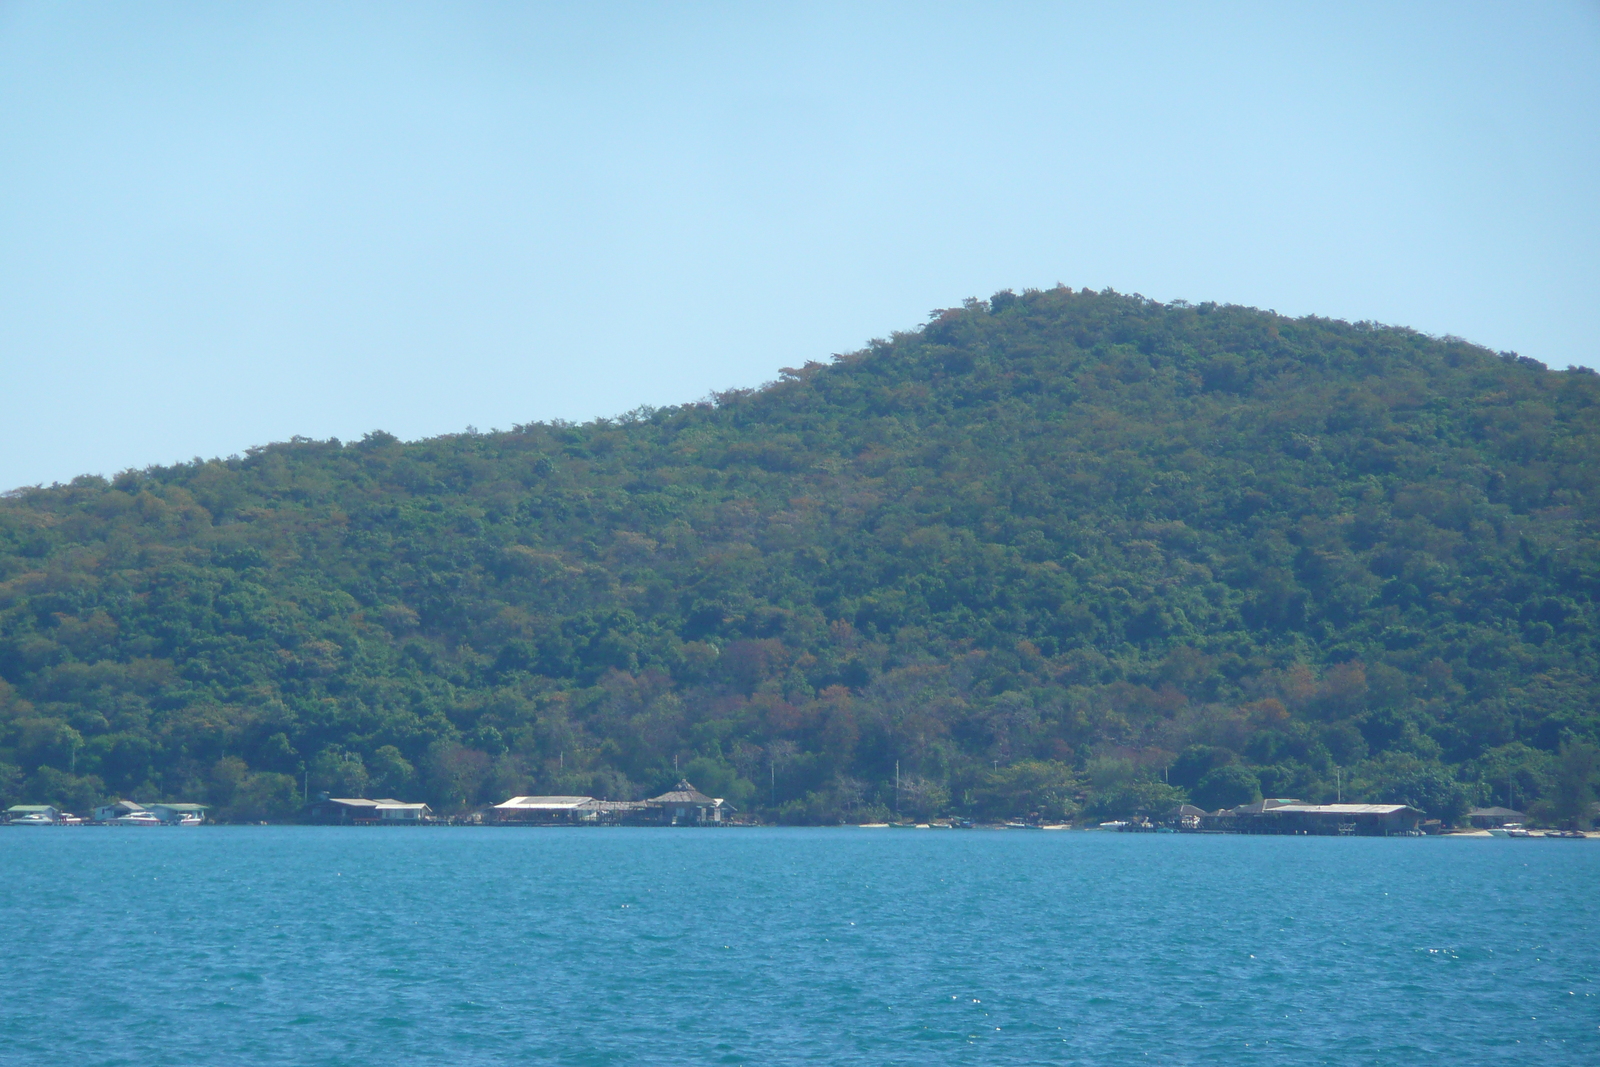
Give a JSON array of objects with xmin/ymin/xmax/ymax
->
[
  {"xmin": 114, "ymin": 811, "xmax": 163, "ymax": 826},
  {"xmin": 9, "ymin": 813, "xmax": 54, "ymax": 826},
  {"xmin": 176, "ymin": 814, "xmax": 203, "ymax": 826}
]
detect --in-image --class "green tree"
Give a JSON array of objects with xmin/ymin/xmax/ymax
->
[
  {"xmin": 1375, "ymin": 761, "xmax": 1472, "ymax": 825},
  {"xmin": 971, "ymin": 760, "xmax": 1080, "ymax": 821},
  {"xmin": 369, "ymin": 745, "xmax": 416, "ymax": 797},
  {"xmin": 1193, "ymin": 766, "xmax": 1263, "ymax": 811},
  {"xmin": 1545, "ymin": 742, "xmax": 1599, "ymax": 829},
  {"xmin": 1084, "ymin": 758, "xmax": 1186, "ymax": 820}
]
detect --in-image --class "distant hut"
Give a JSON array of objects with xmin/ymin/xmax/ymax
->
[
  {"xmin": 1164, "ymin": 803, "xmax": 1206, "ymax": 830},
  {"xmin": 92, "ymin": 800, "xmax": 146, "ymax": 823},
  {"xmin": 372, "ymin": 801, "xmax": 431, "ymax": 822},
  {"xmin": 5, "ymin": 805, "xmax": 61, "ymax": 824},
  {"xmin": 304, "ymin": 796, "xmax": 431, "ymax": 824},
  {"xmin": 1241, "ymin": 803, "xmax": 1423, "ymax": 836},
  {"xmin": 1229, "ymin": 798, "xmax": 1302, "ymax": 815},
  {"xmin": 143, "ymin": 803, "xmax": 210, "ymax": 825},
  {"xmin": 492, "ymin": 797, "xmax": 648, "ymax": 825},
  {"xmin": 493, "ymin": 796, "xmax": 596, "ymax": 824},
  {"xmin": 1466, "ymin": 806, "xmax": 1525, "ymax": 829},
  {"xmin": 644, "ymin": 780, "xmax": 730, "ymax": 826}
]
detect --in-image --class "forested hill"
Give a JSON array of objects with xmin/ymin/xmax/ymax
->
[{"xmin": 4, "ymin": 288, "xmax": 1599, "ymax": 824}]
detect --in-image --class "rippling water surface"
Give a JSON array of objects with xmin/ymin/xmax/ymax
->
[{"xmin": 2, "ymin": 827, "xmax": 1596, "ymax": 1065}]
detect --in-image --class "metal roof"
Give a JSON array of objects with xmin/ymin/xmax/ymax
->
[
  {"xmin": 1266, "ymin": 804, "xmax": 1421, "ymax": 815},
  {"xmin": 647, "ymin": 780, "xmax": 715, "ymax": 805},
  {"xmin": 324, "ymin": 798, "xmax": 381, "ymax": 808},
  {"xmin": 1229, "ymin": 798, "xmax": 1303, "ymax": 814},
  {"xmin": 495, "ymin": 796, "xmax": 595, "ymax": 810},
  {"xmin": 7, "ymin": 805, "xmax": 58, "ymax": 813}
]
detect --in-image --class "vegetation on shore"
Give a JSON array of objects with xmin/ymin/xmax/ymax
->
[{"xmin": 3, "ymin": 288, "xmax": 1598, "ymax": 824}]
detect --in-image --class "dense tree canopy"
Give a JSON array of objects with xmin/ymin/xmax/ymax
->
[{"xmin": 3, "ymin": 288, "xmax": 1598, "ymax": 823}]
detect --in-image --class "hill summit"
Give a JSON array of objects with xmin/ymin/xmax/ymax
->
[{"xmin": 3, "ymin": 287, "xmax": 1597, "ymax": 823}]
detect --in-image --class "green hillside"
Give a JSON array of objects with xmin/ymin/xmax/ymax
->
[{"xmin": 3, "ymin": 288, "xmax": 1598, "ymax": 824}]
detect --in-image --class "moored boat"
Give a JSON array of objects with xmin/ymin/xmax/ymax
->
[
  {"xmin": 9, "ymin": 812, "xmax": 54, "ymax": 826},
  {"xmin": 114, "ymin": 811, "xmax": 163, "ymax": 827}
]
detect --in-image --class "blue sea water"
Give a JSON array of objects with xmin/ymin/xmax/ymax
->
[{"xmin": 2, "ymin": 828, "xmax": 1597, "ymax": 1066}]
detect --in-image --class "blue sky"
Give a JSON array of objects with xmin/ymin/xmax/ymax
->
[{"xmin": 2, "ymin": 1, "xmax": 1596, "ymax": 490}]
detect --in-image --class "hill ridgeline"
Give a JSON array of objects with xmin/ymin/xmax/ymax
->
[{"xmin": 3, "ymin": 288, "xmax": 1598, "ymax": 824}]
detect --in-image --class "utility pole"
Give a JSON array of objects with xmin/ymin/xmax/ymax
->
[
  {"xmin": 895, "ymin": 760, "xmax": 900, "ymax": 815},
  {"xmin": 1336, "ymin": 768, "xmax": 1341, "ymax": 804},
  {"xmin": 770, "ymin": 759, "xmax": 776, "ymax": 808}
]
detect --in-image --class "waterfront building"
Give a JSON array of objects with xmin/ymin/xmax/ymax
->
[
  {"xmin": 1466, "ymin": 806, "xmax": 1526, "ymax": 829},
  {"xmin": 492, "ymin": 780, "xmax": 731, "ymax": 826},
  {"xmin": 303, "ymin": 795, "xmax": 432, "ymax": 824},
  {"xmin": 92, "ymin": 800, "xmax": 147, "ymax": 823},
  {"xmin": 143, "ymin": 803, "xmax": 210, "ymax": 825},
  {"xmin": 374, "ymin": 801, "xmax": 431, "ymax": 821},
  {"xmin": 493, "ymin": 796, "xmax": 649, "ymax": 824},
  {"xmin": 5, "ymin": 805, "xmax": 61, "ymax": 824},
  {"xmin": 494, "ymin": 796, "xmax": 600, "ymax": 823},
  {"xmin": 1204, "ymin": 799, "xmax": 1423, "ymax": 835},
  {"xmin": 1163, "ymin": 804, "xmax": 1206, "ymax": 830},
  {"xmin": 644, "ymin": 780, "xmax": 730, "ymax": 825}
]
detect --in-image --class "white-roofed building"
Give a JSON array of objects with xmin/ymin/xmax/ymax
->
[{"xmin": 494, "ymin": 796, "xmax": 597, "ymax": 823}]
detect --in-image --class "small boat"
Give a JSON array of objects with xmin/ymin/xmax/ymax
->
[
  {"xmin": 114, "ymin": 812, "xmax": 163, "ymax": 827},
  {"xmin": 1095, "ymin": 821, "xmax": 1128, "ymax": 831},
  {"xmin": 176, "ymin": 814, "xmax": 204, "ymax": 827},
  {"xmin": 9, "ymin": 813, "xmax": 54, "ymax": 826}
]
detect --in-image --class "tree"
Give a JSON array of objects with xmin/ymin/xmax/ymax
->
[
  {"xmin": 681, "ymin": 756, "xmax": 756, "ymax": 810},
  {"xmin": 1193, "ymin": 766, "xmax": 1262, "ymax": 811},
  {"xmin": 1083, "ymin": 758, "xmax": 1185, "ymax": 820},
  {"xmin": 1547, "ymin": 742, "xmax": 1599, "ymax": 829},
  {"xmin": 369, "ymin": 745, "xmax": 416, "ymax": 797},
  {"xmin": 971, "ymin": 760, "xmax": 1080, "ymax": 821},
  {"xmin": 1375, "ymin": 762, "xmax": 1472, "ymax": 826}
]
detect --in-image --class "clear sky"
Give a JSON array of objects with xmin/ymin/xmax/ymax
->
[{"xmin": 2, "ymin": 2, "xmax": 1596, "ymax": 491}]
